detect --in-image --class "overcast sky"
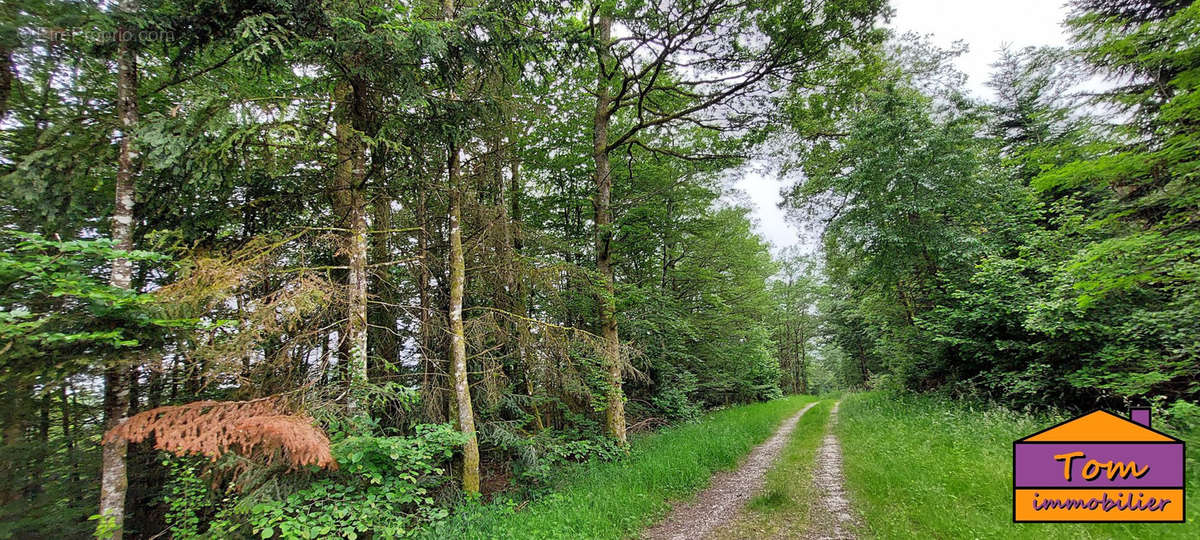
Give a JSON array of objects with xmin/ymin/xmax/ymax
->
[{"xmin": 734, "ymin": 0, "xmax": 1072, "ymax": 255}]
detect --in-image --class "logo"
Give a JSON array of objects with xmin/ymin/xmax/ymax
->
[{"xmin": 1013, "ymin": 408, "xmax": 1185, "ymax": 522}]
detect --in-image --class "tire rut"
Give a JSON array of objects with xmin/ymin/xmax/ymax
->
[{"xmin": 801, "ymin": 401, "xmax": 859, "ymax": 540}]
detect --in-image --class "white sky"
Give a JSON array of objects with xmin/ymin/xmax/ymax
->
[{"xmin": 735, "ymin": 0, "xmax": 1071, "ymax": 255}]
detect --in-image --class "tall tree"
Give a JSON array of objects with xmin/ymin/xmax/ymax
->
[
  {"xmin": 1025, "ymin": 0, "xmax": 1200, "ymax": 401},
  {"xmin": 771, "ymin": 253, "xmax": 822, "ymax": 394},
  {"xmin": 442, "ymin": 0, "xmax": 480, "ymax": 494},
  {"xmin": 331, "ymin": 78, "xmax": 370, "ymax": 413},
  {"xmin": 589, "ymin": 11, "xmax": 625, "ymax": 444},
  {"xmin": 787, "ymin": 38, "xmax": 995, "ymax": 388},
  {"xmin": 586, "ymin": 0, "xmax": 887, "ymax": 443},
  {"xmin": 98, "ymin": 1, "xmax": 140, "ymax": 536}
]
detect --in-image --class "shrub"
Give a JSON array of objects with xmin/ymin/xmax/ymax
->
[
  {"xmin": 1166, "ymin": 400, "xmax": 1200, "ymax": 432},
  {"xmin": 510, "ymin": 430, "xmax": 621, "ymax": 495},
  {"xmin": 248, "ymin": 424, "xmax": 466, "ymax": 539}
]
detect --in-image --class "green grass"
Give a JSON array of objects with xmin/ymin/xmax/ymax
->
[
  {"xmin": 712, "ymin": 399, "xmax": 834, "ymax": 539},
  {"xmin": 837, "ymin": 392, "xmax": 1200, "ymax": 539},
  {"xmin": 420, "ymin": 395, "xmax": 816, "ymax": 540}
]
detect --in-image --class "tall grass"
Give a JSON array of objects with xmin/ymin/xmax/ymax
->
[
  {"xmin": 421, "ymin": 395, "xmax": 816, "ymax": 539},
  {"xmin": 838, "ymin": 392, "xmax": 1199, "ymax": 539}
]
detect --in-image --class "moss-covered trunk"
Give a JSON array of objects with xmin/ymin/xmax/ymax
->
[{"xmin": 592, "ymin": 14, "xmax": 626, "ymax": 445}]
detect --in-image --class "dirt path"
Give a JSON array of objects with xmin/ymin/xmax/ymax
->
[
  {"xmin": 641, "ymin": 401, "xmax": 819, "ymax": 540},
  {"xmin": 801, "ymin": 401, "xmax": 858, "ymax": 540}
]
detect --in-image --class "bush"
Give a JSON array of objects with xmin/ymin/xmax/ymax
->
[
  {"xmin": 512, "ymin": 430, "xmax": 622, "ymax": 495},
  {"xmin": 864, "ymin": 372, "xmax": 903, "ymax": 395},
  {"xmin": 649, "ymin": 369, "xmax": 702, "ymax": 422},
  {"xmin": 1166, "ymin": 400, "xmax": 1200, "ymax": 432},
  {"xmin": 161, "ymin": 456, "xmax": 210, "ymax": 539},
  {"xmin": 247, "ymin": 424, "xmax": 466, "ymax": 539}
]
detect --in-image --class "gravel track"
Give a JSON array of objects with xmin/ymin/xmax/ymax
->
[{"xmin": 641, "ymin": 401, "xmax": 819, "ymax": 540}]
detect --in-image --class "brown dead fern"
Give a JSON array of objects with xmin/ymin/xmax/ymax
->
[{"xmin": 105, "ymin": 396, "xmax": 337, "ymax": 470}]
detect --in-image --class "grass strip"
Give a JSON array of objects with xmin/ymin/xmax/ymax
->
[
  {"xmin": 421, "ymin": 395, "xmax": 816, "ymax": 540},
  {"xmin": 837, "ymin": 391, "xmax": 1199, "ymax": 539},
  {"xmin": 711, "ymin": 399, "xmax": 834, "ymax": 539}
]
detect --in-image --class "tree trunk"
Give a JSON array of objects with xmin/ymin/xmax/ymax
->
[
  {"xmin": 417, "ymin": 177, "xmax": 441, "ymax": 421},
  {"xmin": 783, "ymin": 318, "xmax": 795, "ymax": 393},
  {"xmin": 0, "ymin": 45, "xmax": 13, "ymax": 119},
  {"xmin": 857, "ymin": 342, "xmax": 869, "ymax": 385},
  {"xmin": 333, "ymin": 80, "xmax": 369, "ymax": 413},
  {"xmin": 896, "ymin": 279, "xmax": 916, "ymax": 327},
  {"xmin": 446, "ymin": 141, "xmax": 480, "ymax": 494},
  {"xmin": 787, "ymin": 319, "xmax": 796, "ymax": 391},
  {"xmin": 592, "ymin": 14, "xmax": 626, "ymax": 445},
  {"xmin": 1, "ymin": 384, "xmax": 27, "ymax": 506},
  {"xmin": 61, "ymin": 384, "xmax": 80, "ymax": 502},
  {"xmin": 798, "ymin": 327, "xmax": 809, "ymax": 394},
  {"xmin": 441, "ymin": 0, "xmax": 480, "ymax": 494},
  {"xmin": 369, "ymin": 197, "xmax": 398, "ymax": 377},
  {"xmin": 32, "ymin": 392, "xmax": 49, "ymax": 497},
  {"xmin": 100, "ymin": 2, "xmax": 139, "ymax": 534},
  {"xmin": 510, "ymin": 157, "xmax": 544, "ymax": 431}
]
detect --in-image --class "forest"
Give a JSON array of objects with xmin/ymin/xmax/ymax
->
[{"xmin": 1, "ymin": 0, "xmax": 1197, "ymax": 538}]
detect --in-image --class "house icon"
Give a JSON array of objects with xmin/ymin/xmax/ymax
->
[{"xmin": 1013, "ymin": 408, "xmax": 1185, "ymax": 522}]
